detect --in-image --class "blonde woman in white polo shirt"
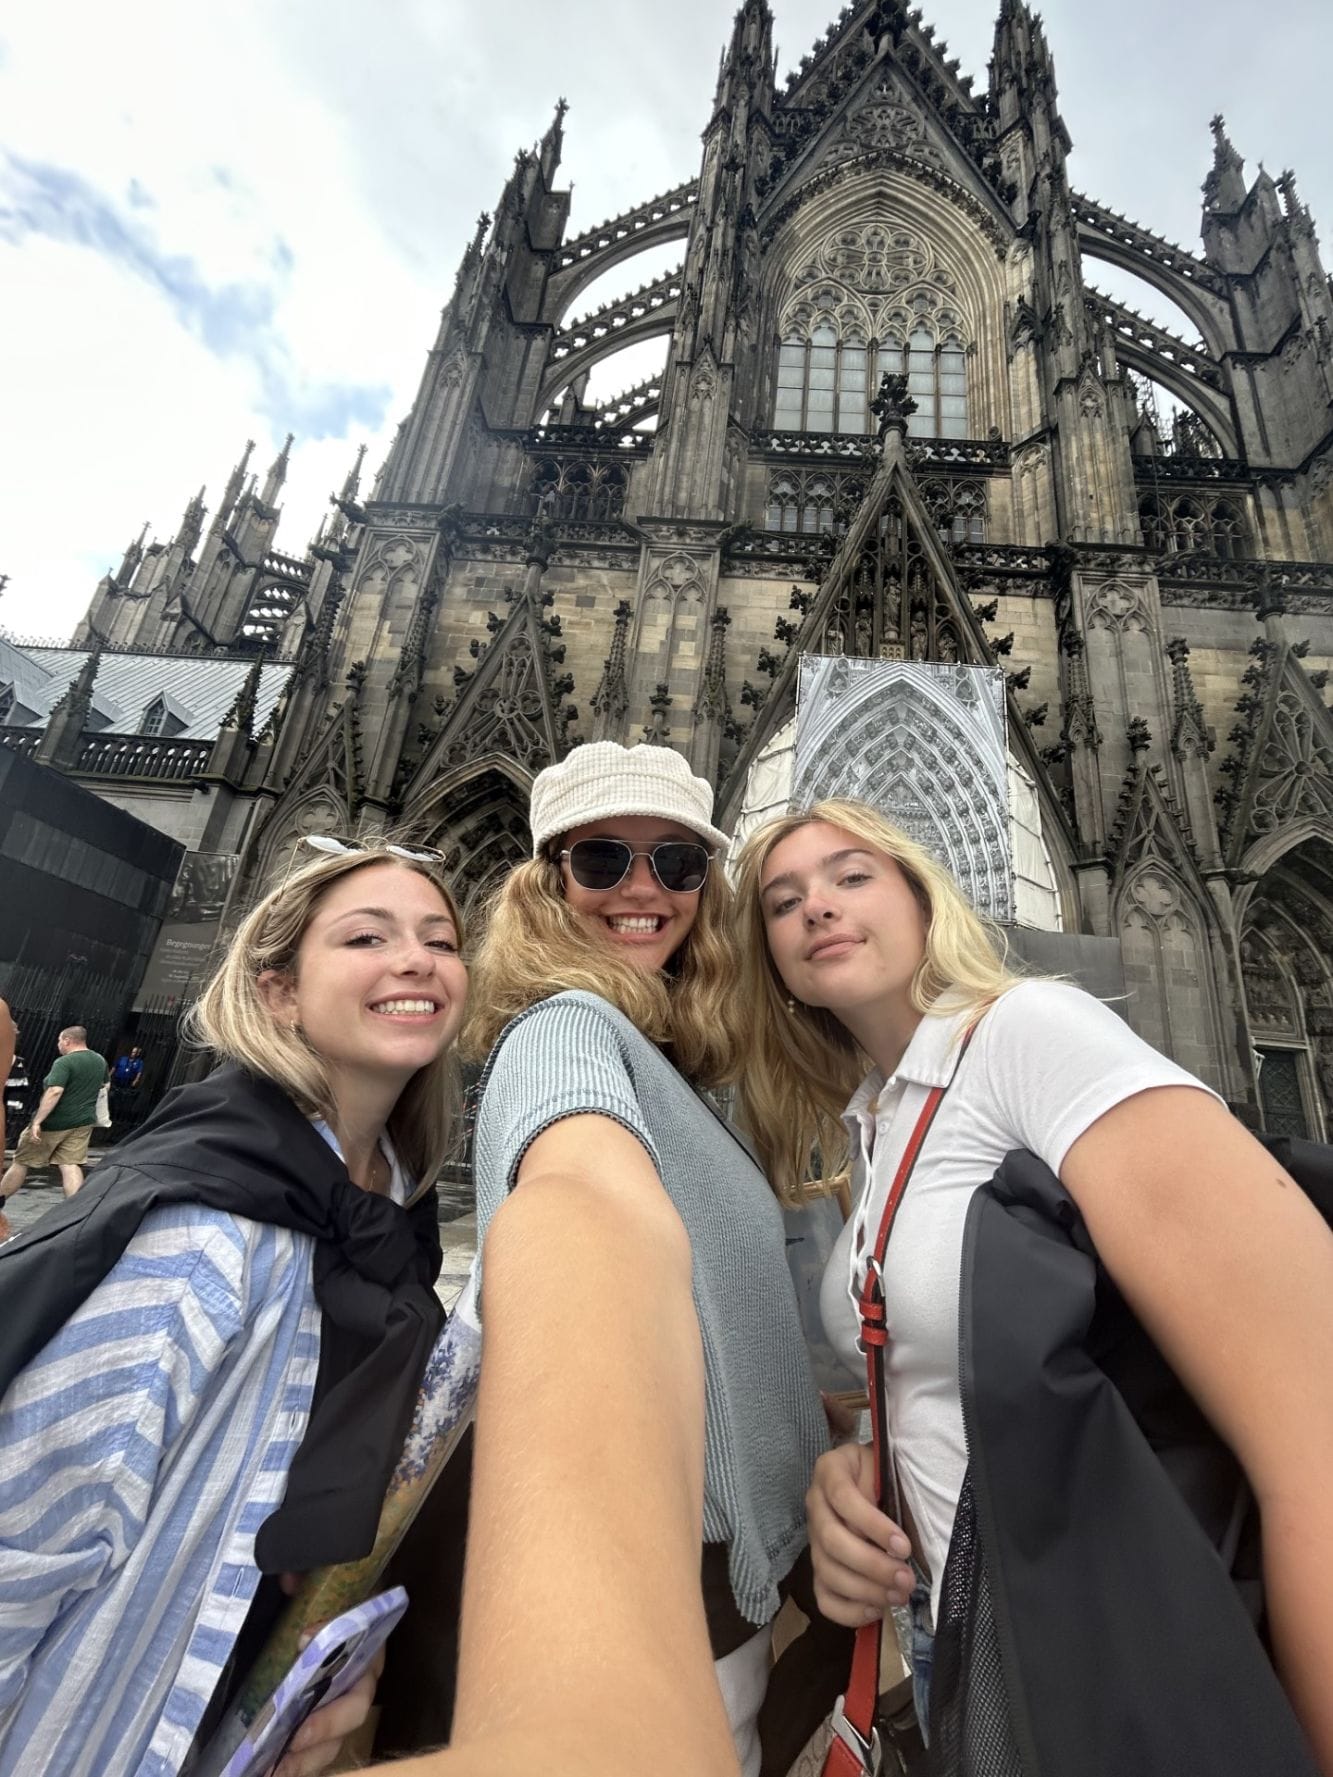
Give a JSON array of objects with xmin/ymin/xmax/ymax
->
[{"xmin": 733, "ymin": 798, "xmax": 1333, "ymax": 1777}]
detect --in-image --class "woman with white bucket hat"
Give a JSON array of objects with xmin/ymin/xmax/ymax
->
[{"xmin": 463, "ymin": 741, "xmax": 829, "ymax": 1777}]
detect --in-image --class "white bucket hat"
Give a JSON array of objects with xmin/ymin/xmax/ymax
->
[{"xmin": 529, "ymin": 741, "xmax": 729, "ymax": 856}]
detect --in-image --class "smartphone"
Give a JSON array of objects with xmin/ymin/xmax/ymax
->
[{"xmin": 219, "ymin": 1587, "xmax": 409, "ymax": 1777}]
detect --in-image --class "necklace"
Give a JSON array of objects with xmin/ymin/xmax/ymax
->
[{"xmin": 365, "ymin": 1146, "xmax": 391, "ymax": 1196}]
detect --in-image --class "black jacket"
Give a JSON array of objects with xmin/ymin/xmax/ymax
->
[
  {"xmin": 0, "ymin": 1064, "xmax": 444, "ymax": 1574},
  {"xmin": 928, "ymin": 1136, "xmax": 1328, "ymax": 1777}
]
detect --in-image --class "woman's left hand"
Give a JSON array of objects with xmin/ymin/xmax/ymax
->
[
  {"xmin": 271, "ymin": 1641, "xmax": 385, "ymax": 1777},
  {"xmin": 272, "ymin": 1574, "xmax": 385, "ymax": 1777}
]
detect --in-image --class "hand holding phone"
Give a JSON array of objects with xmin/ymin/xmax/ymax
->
[{"xmin": 219, "ymin": 1587, "xmax": 408, "ymax": 1777}]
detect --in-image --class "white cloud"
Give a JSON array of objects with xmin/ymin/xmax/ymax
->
[{"xmin": 1, "ymin": 0, "xmax": 1329, "ymax": 641}]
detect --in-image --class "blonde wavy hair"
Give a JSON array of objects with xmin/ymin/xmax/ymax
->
[
  {"xmin": 462, "ymin": 849, "xmax": 744, "ymax": 1088},
  {"xmin": 190, "ymin": 847, "xmax": 465, "ymax": 1192},
  {"xmin": 733, "ymin": 798, "xmax": 1022, "ymax": 1206}
]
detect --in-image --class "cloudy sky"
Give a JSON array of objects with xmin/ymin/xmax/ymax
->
[{"xmin": 2, "ymin": 0, "xmax": 1329, "ymax": 643}]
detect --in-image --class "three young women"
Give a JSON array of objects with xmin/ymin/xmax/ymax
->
[
  {"xmin": 463, "ymin": 741, "xmax": 829, "ymax": 1777},
  {"xmin": 0, "ymin": 843, "xmax": 467, "ymax": 1777},
  {"xmin": 732, "ymin": 798, "xmax": 1333, "ymax": 1775}
]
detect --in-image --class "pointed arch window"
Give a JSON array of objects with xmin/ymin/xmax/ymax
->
[
  {"xmin": 529, "ymin": 454, "xmax": 629, "ymax": 521},
  {"xmin": 774, "ymin": 317, "xmax": 970, "ymax": 439},
  {"xmin": 0, "ymin": 684, "xmax": 13, "ymax": 724},
  {"xmin": 1211, "ymin": 499, "xmax": 1246, "ymax": 560},
  {"xmin": 1170, "ymin": 498, "xmax": 1206, "ymax": 554},
  {"xmin": 1139, "ymin": 491, "xmax": 1251, "ymax": 558},
  {"xmin": 140, "ymin": 697, "xmax": 168, "ymax": 737}
]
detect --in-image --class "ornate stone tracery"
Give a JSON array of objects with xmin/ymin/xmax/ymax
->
[
  {"xmin": 792, "ymin": 658, "xmax": 1013, "ymax": 923},
  {"xmin": 1138, "ymin": 491, "xmax": 1249, "ymax": 558},
  {"xmin": 1240, "ymin": 836, "xmax": 1333, "ymax": 1137},
  {"xmin": 772, "ymin": 215, "xmax": 972, "ymax": 439},
  {"xmin": 798, "ymin": 219, "xmax": 937, "ymax": 294},
  {"xmin": 644, "ymin": 551, "xmax": 706, "ymax": 606},
  {"xmin": 1085, "ymin": 580, "xmax": 1151, "ymax": 633},
  {"xmin": 528, "ymin": 453, "xmax": 630, "ymax": 521},
  {"xmin": 817, "ymin": 71, "xmax": 945, "ymax": 173},
  {"xmin": 1249, "ymin": 690, "xmax": 1333, "ymax": 835}
]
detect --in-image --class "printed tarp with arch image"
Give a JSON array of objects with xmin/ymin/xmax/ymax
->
[{"xmin": 794, "ymin": 655, "xmax": 1013, "ymax": 924}]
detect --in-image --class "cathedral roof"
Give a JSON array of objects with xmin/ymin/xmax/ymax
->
[
  {"xmin": 0, "ymin": 634, "xmax": 57, "ymax": 724},
  {"xmin": 2, "ymin": 643, "xmax": 291, "ymax": 740}
]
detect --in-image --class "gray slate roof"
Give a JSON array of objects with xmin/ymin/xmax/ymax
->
[
  {"xmin": 0, "ymin": 644, "xmax": 291, "ymax": 740},
  {"xmin": 0, "ymin": 636, "xmax": 57, "ymax": 724}
]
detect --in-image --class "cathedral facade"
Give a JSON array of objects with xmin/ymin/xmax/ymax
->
[{"xmin": 9, "ymin": 0, "xmax": 1333, "ymax": 1135}]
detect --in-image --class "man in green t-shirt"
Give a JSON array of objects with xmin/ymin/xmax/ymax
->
[{"xmin": 0, "ymin": 1026, "xmax": 108, "ymax": 1213}]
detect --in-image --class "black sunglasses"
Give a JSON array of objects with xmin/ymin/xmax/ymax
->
[{"xmin": 560, "ymin": 838, "xmax": 712, "ymax": 895}]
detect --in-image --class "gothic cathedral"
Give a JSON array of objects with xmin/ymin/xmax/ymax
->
[{"xmin": 57, "ymin": 0, "xmax": 1333, "ymax": 1133}]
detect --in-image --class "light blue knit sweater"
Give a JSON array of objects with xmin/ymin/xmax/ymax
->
[{"xmin": 473, "ymin": 989, "xmax": 828, "ymax": 1626}]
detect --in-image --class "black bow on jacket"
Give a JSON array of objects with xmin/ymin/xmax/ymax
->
[{"xmin": 0, "ymin": 1063, "xmax": 445, "ymax": 1574}]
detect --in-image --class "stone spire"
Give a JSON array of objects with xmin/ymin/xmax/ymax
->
[
  {"xmin": 117, "ymin": 520, "xmax": 149, "ymax": 587},
  {"xmin": 37, "ymin": 647, "xmax": 102, "ymax": 770},
  {"xmin": 338, "ymin": 443, "xmax": 367, "ymax": 506},
  {"xmin": 1165, "ymin": 636, "xmax": 1221, "ymax": 868},
  {"xmin": 591, "ymin": 600, "xmax": 632, "ymax": 741},
  {"xmin": 221, "ymin": 655, "xmax": 264, "ymax": 737},
  {"xmin": 214, "ymin": 439, "xmax": 255, "ymax": 532},
  {"xmin": 260, "ymin": 433, "xmax": 294, "ymax": 508},
  {"xmin": 691, "ymin": 605, "xmax": 732, "ymax": 777},
  {"xmin": 540, "ymin": 96, "xmax": 568, "ymax": 184},
  {"xmin": 1203, "ymin": 115, "xmax": 1246, "ymax": 214},
  {"xmin": 177, "ymin": 486, "xmax": 207, "ymax": 558},
  {"xmin": 713, "ymin": 0, "xmax": 774, "ymax": 119}
]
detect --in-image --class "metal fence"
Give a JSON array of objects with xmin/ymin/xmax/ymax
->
[{"xmin": 1, "ymin": 961, "xmax": 201, "ymax": 1145}]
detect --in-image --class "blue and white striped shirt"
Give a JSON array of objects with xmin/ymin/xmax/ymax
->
[{"xmin": 0, "ymin": 1205, "xmax": 321, "ymax": 1777}]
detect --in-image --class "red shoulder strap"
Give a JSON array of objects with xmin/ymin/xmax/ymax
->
[{"xmin": 822, "ymin": 1022, "xmax": 979, "ymax": 1777}]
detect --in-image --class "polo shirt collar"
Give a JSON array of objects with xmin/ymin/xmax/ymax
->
[{"xmin": 842, "ymin": 996, "xmax": 979, "ymax": 1129}]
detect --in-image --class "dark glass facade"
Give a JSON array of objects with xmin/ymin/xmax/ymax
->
[{"xmin": 0, "ymin": 745, "xmax": 184, "ymax": 1086}]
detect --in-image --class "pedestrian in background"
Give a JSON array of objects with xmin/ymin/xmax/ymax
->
[
  {"xmin": 109, "ymin": 1043, "xmax": 146, "ymax": 1128},
  {"xmin": 0, "ymin": 1025, "xmax": 107, "ymax": 1212},
  {"xmin": 110, "ymin": 1045, "xmax": 145, "ymax": 1092}
]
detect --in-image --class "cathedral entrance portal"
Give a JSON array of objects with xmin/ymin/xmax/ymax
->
[
  {"xmin": 409, "ymin": 763, "xmax": 533, "ymax": 925},
  {"xmin": 1240, "ymin": 832, "xmax": 1333, "ymax": 1141}
]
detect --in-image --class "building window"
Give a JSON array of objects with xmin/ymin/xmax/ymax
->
[
  {"xmin": 774, "ymin": 319, "xmax": 969, "ymax": 439},
  {"xmin": 0, "ymin": 684, "xmax": 13, "ymax": 724},
  {"xmin": 140, "ymin": 697, "xmax": 168, "ymax": 737},
  {"xmin": 765, "ymin": 470, "xmax": 858, "ymax": 534},
  {"xmin": 1256, "ymin": 1046, "xmax": 1310, "ymax": 1138},
  {"xmin": 1211, "ymin": 500, "xmax": 1246, "ymax": 559},
  {"xmin": 1139, "ymin": 493, "xmax": 1251, "ymax": 558},
  {"xmin": 529, "ymin": 456, "xmax": 629, "ymax": 522},
  {"xmin": 919, "ymin": 476, "xmax": 988, "ymax": 546}
]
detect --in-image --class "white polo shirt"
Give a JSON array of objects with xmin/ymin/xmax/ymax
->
[{"xmin": 818, "ymin": 979, "xmax": 1218, "ymax": 1618}]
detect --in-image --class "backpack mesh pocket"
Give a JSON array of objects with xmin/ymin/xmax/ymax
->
[{"xmin": 928, "ymin": 1472, "xmax": 1026, "ymax": 1777}]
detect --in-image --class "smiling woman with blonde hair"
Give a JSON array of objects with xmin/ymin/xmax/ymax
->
[
  {"xmin": 0, "ymin": 840, "xmax": 468, "ymax": 1777},
  {"xmin": 463, "ymin": 741, "xmax": 827, "ymax": 1777}
]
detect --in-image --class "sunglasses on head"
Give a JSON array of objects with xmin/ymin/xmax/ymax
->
[
  {"xmin": 301, "ymin": 835, "xmax": 450, "ymax": 865},
  {"xmin": 560, "ymin": 838, "xmax": 712, "ymax": 894},
  {"xmin": 280, "ymin": 834, "xmax": 452, "ymax": 891}
]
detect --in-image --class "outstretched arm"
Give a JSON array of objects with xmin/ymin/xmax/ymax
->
[
  {"xmin": 365, "ymin": 1113, "xmax": 738, "ymax": 1777},
  {"xmin": 1063, "ymin": 1087, "xmax": 1333, "ymax": 1774}
]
